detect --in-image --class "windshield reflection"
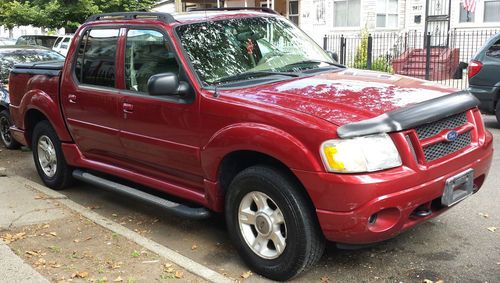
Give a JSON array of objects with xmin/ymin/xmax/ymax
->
[{"xmin": 176, "ymin": 16, "xmax": 333, "ymax": 85}]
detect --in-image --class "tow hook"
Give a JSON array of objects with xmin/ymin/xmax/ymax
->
[{"xmin": 412, "ymin": 205, "xmax": 432, "ymax": 218}]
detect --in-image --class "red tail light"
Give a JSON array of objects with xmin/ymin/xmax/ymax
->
[{"xmin": 467, "ymin": 60, "xmax": 483, "ymax": 79}]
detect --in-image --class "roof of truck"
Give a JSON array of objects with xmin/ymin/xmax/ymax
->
[{"xmin": 84, "ymin": 8, "xmax": 280, "ymax": 26}]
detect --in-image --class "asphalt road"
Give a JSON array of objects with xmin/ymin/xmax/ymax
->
[{"xmin": 1, "ymin": 115, "xmax": 499, "ymax": 282}]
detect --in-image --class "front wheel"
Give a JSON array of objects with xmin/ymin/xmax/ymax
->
[
  {"xmin": 0, "ymin": 110, "xmax": 20, "ymax": 149},
  {"xmin": 225, "ymin": 166, "xmax": 325, "ymax": 281},
  {"xmin": 32, "ymin": 120, "xmax": 72, "ymax": 190}
]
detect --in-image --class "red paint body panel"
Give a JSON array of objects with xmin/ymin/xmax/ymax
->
[{"xmin": 7, "ymin": 11, "xmax": 494, "ymax": 244}]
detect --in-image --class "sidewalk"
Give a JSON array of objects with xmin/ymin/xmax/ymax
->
[{"xmin": 0, "ymin": 175, "xmax": 231, "ymax": 283}]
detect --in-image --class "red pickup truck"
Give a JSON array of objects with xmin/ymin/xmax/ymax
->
[{"xmin": 8, "ymin": 9, "xmax": 493, "ymax": 280}]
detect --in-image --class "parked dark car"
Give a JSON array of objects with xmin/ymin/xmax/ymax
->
[
  {"xmin": 468, "ymin": 32, "xmax": 500, "ymax": 122},
  {"xmin": 0, "ymin": 46, "xmax": 65, "ymax": 149},
  {"xmin": 15, "ymin": 35, "xmax": 59, "ymax": 49}
]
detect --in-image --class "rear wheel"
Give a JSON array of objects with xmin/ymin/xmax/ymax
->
[
  {"xmin": 225, "ymin": 165, "xmax": 325, "ymax": 281},
  {"xmin": 0, "ymin": 110, "xmax": 20, "ymax": 149},
  {"xmin": 32, "ymin": 120, "xmax": 72, "ymax": 190}
]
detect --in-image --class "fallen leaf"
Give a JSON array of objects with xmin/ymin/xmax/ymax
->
[
  {"xmin": 34, "ymin": 195, "xmax": 44, "ymax": 200},
  {"xmin": 175, "ymin": 271, "xmax": 183, "ymax": 279},
  {"xmin": 435, "ymin": 280, "xmax": 444, "ymax": 283},
  {"xmin": 114, "ymin": 276, "xmax": 123, "ymax": 282},
  {"xmin": 71, "ymin": 271, "xmax": 89, "ymax": 278},
  {"xmin": 73, "ymin": 239, "xmax": 80, "ymax": 243},
  {"xmin": 478, "ymin": 212, "xmax": 489, "ymax": 218},
  {"xmin": 321, "ymin": 276, "xmax": 331, "ymax": 283},
  {"xmin": 26, "ymin": 250, "xmax": 40, "ymax": 256},
  {"xmin": 191, "ymin": 244, "xmax": 198, "ymax": 250},
  {"xmin": 164, "ymin": 263, "xmax": 173, "ymax": 268},
  {"xmin": 487, "ymin": 227, "xmax": 497, "ymax": 232},
  {"xmin": 42, "ymin": 224, "xmax": 50, "ymax": 229},
  {"xmin": 49, "ymin": 232, "xmax": 57, "ymax": 237},
  {"xmin": 166, "ymin": 267, "xmax": 175, "ymax": 273},
  {"xmin": 241, "ymin": 271, "xmax": 252, "ymax": 279}
]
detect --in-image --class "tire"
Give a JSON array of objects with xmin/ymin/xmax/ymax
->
[
  {"xmin": 0, "ymin": 110, "xmax": 20, "ymax": 149},
  {"xmin": 225, "ymin": 165, "xmax": 325, "ymax": 281},
  {"xmin": 32, "ymin": 120, "xmax": 72, "ymax": 190}
]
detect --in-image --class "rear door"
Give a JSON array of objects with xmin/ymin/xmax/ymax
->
[
  {"xmin": 117, "ymin": 28, "xmax": 204, "ymax": 190},
  {"xmin": 61, "ymin": 28, "xmax": 126, "ymax": 164}
]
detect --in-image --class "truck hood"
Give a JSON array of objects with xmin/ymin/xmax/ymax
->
[{"xmin": 221, "ymin": 69, "xmax": 457, "ymax": 126}]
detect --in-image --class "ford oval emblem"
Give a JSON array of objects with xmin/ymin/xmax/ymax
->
[{"xmin": 444, "ymin": 131, "xmax": 458, "ymax": 142}]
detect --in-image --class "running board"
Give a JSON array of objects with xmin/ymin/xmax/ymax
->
[{"xmin": 72, "ymin": 170, "xmax": 211, "ymax": 220}]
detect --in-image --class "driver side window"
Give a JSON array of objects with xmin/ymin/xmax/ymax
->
[{"xmin": 125, "ymin": 29, "xmax": 179, "ymax": 93}]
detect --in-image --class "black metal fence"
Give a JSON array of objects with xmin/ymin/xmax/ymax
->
[{"xmin": 323, "ymin": 29, "xmax": 499, "ymax": 90}]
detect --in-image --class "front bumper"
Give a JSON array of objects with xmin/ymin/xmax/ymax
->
[{"xmin": 293, "ymin": 132, "xmax": 493, "ymax": 244}]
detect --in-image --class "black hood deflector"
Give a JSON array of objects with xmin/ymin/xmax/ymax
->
[{"xmin": 337, "ymin": 91, "xmax": 479, "ymax": 138}]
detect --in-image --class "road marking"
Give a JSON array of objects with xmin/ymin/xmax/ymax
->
[{"xmin": 14, "ymin": 176, "xmax": 234, "ymax": 283}]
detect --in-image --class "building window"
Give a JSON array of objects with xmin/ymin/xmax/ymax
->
[
  {"xmin": 314, "ymin": 0, "xmax": 326, "ymax": 24},
  {"xmin": 376, "ymin": 0, "xmax": 398, "ymax": 28},
  {"xmin": 484, "ymin": 1, "xmax": 500, "ymax": 22},
  {"xmin": 459, "ymin": 2, "xmax": 475, "ymax": 22},
  {"xmin": 288, "ymin": 0, "xmax": 299, "ymax": 25},
  {"xmin": 334, "ymin": 0, "xmax": 361, "ymax": 27}
]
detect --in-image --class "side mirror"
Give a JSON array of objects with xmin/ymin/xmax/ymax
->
[
  {"xmin": 147, "ymin": 73, "xmax": 190, "ymax": 96},
  {"xmin": 326, "ymin": 51, "xmax": 339, "ymax": 62}
]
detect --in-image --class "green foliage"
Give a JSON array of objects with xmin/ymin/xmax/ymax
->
[
  {"xmin": 0, "ymin": 0, "xmax": 156, "ymax": 31},
  {"xmin": 352, "ymin": 28, "xmax": 393, "ymax": 73}
]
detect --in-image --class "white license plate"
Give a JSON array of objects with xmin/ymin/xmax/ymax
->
[{"xmin": 441, "ymin": 169, "xmax": 474, "ymax": 207}]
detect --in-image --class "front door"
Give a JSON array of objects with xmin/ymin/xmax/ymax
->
[
  {"xmin": 118, "ymin": 29, "xmax": 204, "ymax": 191},
  {"xmin": 61, "ymin": 28, "xmax": 125, "ymax": 164}
]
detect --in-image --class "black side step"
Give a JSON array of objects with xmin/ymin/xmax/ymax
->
[{"xmin": 72, "ymin": 170, "xmax": 211, "ymax": 220}]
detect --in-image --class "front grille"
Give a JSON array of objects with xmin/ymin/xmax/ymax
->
[
  {"xmin": 415, "ymin": 112, "xmax": 468, "ymax": 140},
  {"xmin": 423, "ymin": 131, "xmax": 472, "ymax": 161},
  {"xmin": 412, "ymin": 112, "xmax": 473, "ymax": 162}
]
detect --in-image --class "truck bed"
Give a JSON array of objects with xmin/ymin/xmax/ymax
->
[{"xmin": 11, "ymin": 60, "xmax": 64, "ymax": 77}]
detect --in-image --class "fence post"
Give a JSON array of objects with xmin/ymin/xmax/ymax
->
[
  {"xmin": 340, "ymin": 35, "xmax": 346, "ymax": 65},
  {"xmin": 367, "ymin": 34, "xmax": 373, "ymax": 70},
  {"xmin": 425, "ymin": 33, "xmax": 431, "ymax": 80},
  {"xmin": 323, "ymin": 35, "xmax": 328, "ymax": 50}
]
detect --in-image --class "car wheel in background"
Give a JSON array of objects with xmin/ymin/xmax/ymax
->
[{"xmin": 0, "ymin": 110, "xmax": 20, "ymax": 149}]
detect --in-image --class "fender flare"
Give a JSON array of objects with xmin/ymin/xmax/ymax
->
[
  {"xmin": 19, "ymin": 89, "xmax": 72, "ymax": 142},
  {"xmin": 201, "ymin": 123, "xmax": 323, "ymax": 181}
]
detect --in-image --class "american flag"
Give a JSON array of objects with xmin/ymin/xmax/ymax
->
[{"xmin": 463, "ymin": 0, "xmax": 477, "ymax": 13}]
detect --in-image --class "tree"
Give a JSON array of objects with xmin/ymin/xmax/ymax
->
[{"xmin": 0, "ymin": 0, "xmax": 156, "ymax": 32}]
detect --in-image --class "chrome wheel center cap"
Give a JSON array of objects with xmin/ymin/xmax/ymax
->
[{"xmin": 255, "ymin": 214, "xmax": 272, "ymax": 236}]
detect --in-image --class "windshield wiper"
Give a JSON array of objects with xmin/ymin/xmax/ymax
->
[
  {"xmin": 282, "ymin": 60, "xmax": 343, "ymax": 71},
  {"xmin": 212, "ymin": 71, "xmax": 299, "ymax": 85}
]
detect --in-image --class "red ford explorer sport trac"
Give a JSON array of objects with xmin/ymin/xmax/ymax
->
[{"xmin": 7, "ymin": 8, "xmax": 493, "ymax": 281}]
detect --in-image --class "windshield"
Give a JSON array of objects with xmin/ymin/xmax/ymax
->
[
  {"xmin": 0, "ymin": 49, "xmax": 65, "ymax": 81},
  {"xmin": 176, "ymin": 16, "xmax": 334, "ymax": 85}
]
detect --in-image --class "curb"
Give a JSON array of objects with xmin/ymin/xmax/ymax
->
[{"xmin": 14, "ymin": 176, "xmax": 234, "ymax": 283}]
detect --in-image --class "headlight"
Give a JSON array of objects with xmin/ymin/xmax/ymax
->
[{"xmin": 320, "ymin": 133, "xmax": 402, "ymax": 173}]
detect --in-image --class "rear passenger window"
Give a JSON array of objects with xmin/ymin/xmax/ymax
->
[
  {"xmin": 74, "ymin": 29, "xmax": 119, "ymax": 87},
  {"xmin": 486, "ymin": 39, "xmax": 500, "ymax": 58},
  {"xmin": 124, "ymin": 29, "xmax": 179, "ymax": 93}
]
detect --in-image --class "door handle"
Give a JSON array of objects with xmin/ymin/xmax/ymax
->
[
  {"xmin": 122, "ymin": 102, "xmax": 134, "ymax": 113},
  {"xmin": 68, "ymin": 94, "xmax": 77, "ymax": 103}
]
